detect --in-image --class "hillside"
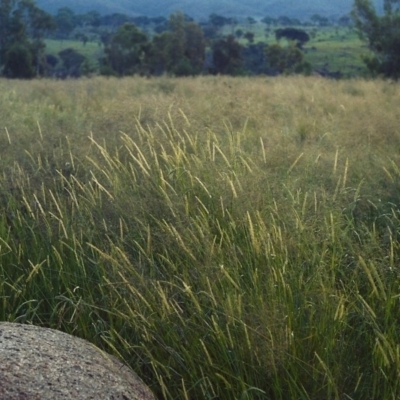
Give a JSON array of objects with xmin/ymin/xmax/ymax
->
[{"xmin": 35, "ymin": 0, "xmax": 381, "ymax": 19}]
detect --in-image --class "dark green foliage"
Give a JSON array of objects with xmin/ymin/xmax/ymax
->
[
  {"xmin": 338, "ymin": 14, "xmax": 353, "ymax": 27},
  {"xmin": 277, "ymin": 15, "xmax": 295, "ymax": 26},
  {"xmin": 275, "ymin": 27, "xmax": 310, "ymax": 48},
  {"xmin": 246, "ymin": 16, "xmax": 257, "ymax": 26},
  {"xmin": 261, "ymin": 16, "xmax": 277, "ymax": 26},
  {"xmin": 0, "ymin": 3, "xmax": 376, "ymax": 79},
  {"xmin": 244, "ymin": 31, "xmax": 255, "ymax": 43},
  {"xmin": 211, "ymin": 35, "xmax": 243, "ymax": 75},
  {"xmin": 77, "ymin": 10, "xmax": 101, "ymax": 27},
  {"xmin": 102, "ymin": 23, "xmax": 149, "ymax": 76},
  {"xmin": 294, "ymin": 59, "xmax": 313, "ymax": 75},
  {"xmin": 209, "ymin": 13, "xmax": 230, "ymax": 29},
  {"xmin": 165, "ymin": 12, "xmax": 186, "ymax": 72},
  {"xmin": 131, "ymin": 15, "xmax": 151, "ymax": 27},
  {"xmin": 235, "ymin": 28, "xmax": 243, "ymax": 38},
  {"xmin": 3, "ymin": 42, "xmax": 35, "ymax": 78},
  {"xmin": 100, "ymin": 13, "xmax": 130, "ymax": 27},
  {"xmin": 54, "ymin": 7, "xmax": 76, "ymax": 38},
  {"xmin": 18, "ymin": 0, "xmax": 56, "ymax": 40},
  {"xmin": 0, "ymin": 0, "xmax": 55, "ymax": 78},
  {"xmin": 242, "ymin": 43, "xmax": 271, "ymax": 75},
  {"xmin": 311, "ymin": 13, "xmax": 331, "ymax": 26},
  {"xmin": 58, "ymin": 47, "xmax": 85, "ymax": 77},
  {"xmin": 152, "ymin": 17, "xmax": 168, "ymax": 34},
  {"xmin": 148, "ymin": 12, "xmax": 206, "ymax": 76},
  {"xmin": 100, "ymin": 12, "xmax": 206, "ymax": 77},
  {"xmin": 146, "ymin": 32, "xmax": 170, "ymax": 75},
  {"xmin": 265, "ymin": 43, "xmax": 304, "ymax": 74},
  {"xmin": 45, "ymin": 53, "xmax": 58, "ymax": 67},
  {"xmin": 352, "ymin": 0, "xmax": 400, "ymax": 78},
  {"xmin": 181, "ymin": 20, "xmax": 206, "ymax": 74}
]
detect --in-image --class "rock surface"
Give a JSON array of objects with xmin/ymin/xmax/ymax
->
[{"xmin": 0, "ymin": 322, "xmax": 155, "ymax": 400}]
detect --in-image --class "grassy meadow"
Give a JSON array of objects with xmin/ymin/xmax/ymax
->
[
  {"xmin": 302, "ymin": 28, "xmax": 368, "ymax": 77},
  {"xmin": 45, "ymin": 38, "xmax": 104, "ymax": 58},
  {"xmin": 1, "ymin": 75, "xmax": 400, "ymax": 399},
  {"xmin": 224, "ymin": 24, "xmax": 368, "ymax": 77}
]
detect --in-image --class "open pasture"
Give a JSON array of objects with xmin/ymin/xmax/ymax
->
[
  {"xmin": 1, "ymin": 76, "xmax": 400, "ymax": 398},
  {"xmin": 45, "ymin": 38, "xmax": 103, "ymax": 59},
  {"xmin": 302, "ymin": 27, "xmax": 368, "ymax": 76}
]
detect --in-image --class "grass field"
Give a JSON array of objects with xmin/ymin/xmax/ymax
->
[
  {"xmin": 302, "ymin": 28, "xmax": 368, "ymax": 76},
  {"xmin": 1, "ymin": 75, "xmax": 400, "ymax": 399},
  {"xmin": 45, "ymin": 38, "xmax": 103, "ymax": 58},
  {"xmin": 229, "ymin": 24, "xmax": 369, "ymax": 77}
]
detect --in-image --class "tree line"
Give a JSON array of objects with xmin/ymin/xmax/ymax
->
[
  {"xmin": 1, "ymin": 0, "xmax": 400, "ymax": 79},
  {"xmin": 0, "ymin": 1, "xmax": 313, "ymax": 79}
]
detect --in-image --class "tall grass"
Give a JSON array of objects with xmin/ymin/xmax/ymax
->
[{"xmin": 1, "ymin": 76, "xmax": 400, "ymax": 398}]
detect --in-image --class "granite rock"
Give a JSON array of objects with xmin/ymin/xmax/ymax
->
[{"xmin": 0, "ymin": 322, "xmax": 155, "ymax": 400}]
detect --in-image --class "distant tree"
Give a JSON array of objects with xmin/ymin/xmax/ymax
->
[
  {"xmin": 183, "ymin": 13, "xmax": 195, "ymax": 22},
  {"xmin": 166, "ymin": 12, "xmax": 186, "ymax": 72},
  {"xmin": 147, "ymin": 32, "xmax": 170, "ymax": 74},
  {"xmin": 75, "ymin": 32, "xmax": 89, "ymax": 46},
  {"xmin": 201, "ymin": 23, "xmax": 218, "ymax": 39},
  {"xmin": 228, "ymin": 18, "xmax": 238, "ymax": 28},
  {"xmin": 275, "ymin": 28, "xmax": 310, "ymax": 48},
  {"xmin": 244, "ymin": 31, "xmax": 255, "ymax": 44},
  {"xmin": 235, "ymin": 29, "xmax": 243, "ymax": 38},
  {"xmin": 131, "ymin": 16, "xmax": 151, "ymax": 28},
  {"xmin": 147, "ymin": 12, "xmax": 205, "ymax": 76},
  {"xmin": 151, "ymin": 16, "xmax": 167, "ymax": 25},
  {"xmin": 265, "ymin": 43, "xmax": 305, "ymax": 74},
  {"xmin": 58, "ymin": 47, "xmax": 85, "ymax": 77},
  {"xmin": 151, "ymin": 16, "xmax": 168, "ymax": 34},
  {"xmin": 23, "ymin": 1, "xmax": 55, "ymax": 76},
  {"xmin": 209, "ymin": 13, "xmax": 229, "ymax": 29},
  {"xmin": 261, "ymin": 16, "xmax": 277, "ymax": 26},
  {"xmin": 338, "ymin": 14, "xmax": 353, "ymax": 27},
  {"xmin": 277, "ymin": 16, "xmax": 294, "ymax": 26},
  {"xmin": 100, "ymin": 31, "xmax": 112, "ymax": 46},
  {"xmin": 310, "ymin": 14, "xmax": 330, "ymax": 26},
  {"xmin": 80, "ymin": 57, "xmax": 96, "ymax": 76},
  {"xmin": 54, "ymin": 7, "xmax": 76, "ymax": 37},
  {"xmin": 211, "ymin": 35, "xmax": 243, "ymax": 75},
  {"xmin": 100, "ymin": 13, "xmax": 129, "ymax": 28},
  {"xmin": 153, "ymin": 23, "xmax": 168, "ymax": 34},
  {"xmin": 352, "ymin": 0, "xmax": 400, "ymax": 79},
  {"xmin": 3, "ymin": 42, "xmax": 35, "ymax": 78},
  {"xmin": 102, "ymin": 23, "xmax": 149, "ymax": 76},
  {"xmin": 242, "ymin": 43, "xmax": 270, "ymax": 75},
  {"xmin": 45, "ymin": 53, "xmax": 58, "ymax": 68},
  {"xmin": 183, "ymin": 20, "xmax": 206, "ymax": 74},
  {"xmin": 0, "ymin": 0, "xmax": 55, "ymax": 78},
  {"xmin": 77, "ymin": 10, "xmax": 101, "ymax": 27},
  {"xmin": 246, "ymin": 16, "xmax": 257, "ymax": 31}
]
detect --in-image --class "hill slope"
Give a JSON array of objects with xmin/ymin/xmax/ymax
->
[{"xmin": 35, "ymin": 0, "xmax": 379, "ymax": 19}]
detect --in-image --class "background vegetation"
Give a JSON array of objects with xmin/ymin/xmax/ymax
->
[
  {"xmin": 35, "ymin": 0, "xmax": 368, "ymax": 21},
  {"xmin": 1, "ymin": 75, "xmax": 400, "ymax": 399},
  {"xmin": 0, "ymin": 0, "xmax": 377, "ymax": 79}
]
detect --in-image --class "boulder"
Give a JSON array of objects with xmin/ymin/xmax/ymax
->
[{"xmin": 0, "ymin": 322, "xmax": 155, "ymax": 400}]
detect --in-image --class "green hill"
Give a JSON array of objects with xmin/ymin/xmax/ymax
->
[{"xmin": 35, "ymin": 0, "xmax": 370, "ymax": 19}]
